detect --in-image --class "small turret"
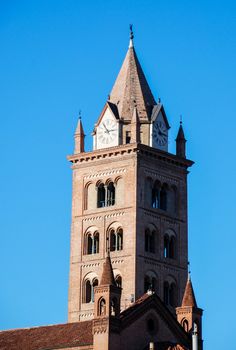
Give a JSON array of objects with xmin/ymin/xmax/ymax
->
[
  {"xmin": 131, "ymin": 107, "xmax": 140, "ymax": 143},
  {"xmin": 93, "ymin": 253, "xmax": 121, "ymax": 350},
  {"xmin": 175, "ymin": 120, "xmax": 186, "ymax": 158},
  {"xmin": 176, "ymin": 274, "xmax": 203, "ymax": 350},
  {"xmin": 74, "ymin": 115, "xmax": 85, "ymax": 154}
]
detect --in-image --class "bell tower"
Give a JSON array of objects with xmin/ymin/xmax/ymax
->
[{"xmin": 67, "ymin": 29, "xmax": 194, "ymax": 323}]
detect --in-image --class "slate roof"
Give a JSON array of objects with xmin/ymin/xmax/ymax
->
[
  {"xmin": 109, "ymin": 44, "xmax": 157, "ymax": 122},
  {"xmin": 0, "ymin": 321, "xmax": 93, "ymax": 350}
]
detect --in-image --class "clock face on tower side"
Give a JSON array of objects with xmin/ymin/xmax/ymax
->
[
  {"xmin": 153, "ymin": 120, "xmax": 168, "ymax": 148},
  {"xmin": 97, "ymin": 117, "xmax": 118, "ymax": 148}
]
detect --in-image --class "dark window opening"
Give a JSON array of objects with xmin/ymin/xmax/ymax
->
[
  {"xmin": 97, "ymin": 183, "xmax": 106, "ymax": 207},
  {"xmin": 126, "ymin": 131, "xmax": 131, "ymax": 144}
]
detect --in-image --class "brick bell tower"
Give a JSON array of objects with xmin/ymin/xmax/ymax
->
[{"xmin": 67, "ymin": 28, "xmax": 195, "ymax": 323}]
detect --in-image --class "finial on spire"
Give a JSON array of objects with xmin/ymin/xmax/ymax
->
[
  {"xmin": 158, "ymin": 97, "xmax": 161, "ymax": 104},
  {"xmin": 180, "ymin": 114, "xmax": 182, "ymax": 125},
  {"xmin": 129, "ymin": 24, "xmax": 134, "ymax": 48},
  {"xmin": 78, "ymin": 110, "xmax": 82, "ymax": 120},
  {"xmin": 188, "ymin": 261, "xmax": 191, "ymax": 280}
]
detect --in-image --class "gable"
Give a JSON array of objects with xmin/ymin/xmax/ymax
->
[
  {"xmin": 119, "ymin": 294, "xmax": 190, "ymax": 350},
  {"xmin": 95, "ymin": 102, "xmax": 119, "ymax": 128},
  {"xmin": 151, "ymin": 104, "xmax": 170, "ymax": 129}
]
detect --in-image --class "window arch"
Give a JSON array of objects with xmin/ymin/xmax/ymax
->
[
  {"xmin": 152, "ymin": 180, "xmax": 161, "ymax": 208},
  {"xmin": 111, "ymin": 297, "xmax": 118, "ymax": 316},
  {"xmin": 163, "ymin": 280, "xmax": 177, "ymax": 307},
  {"xmin": 97, "ymin": 181, "xmax": 116, "ymax": 208},
  {"xmin": 115, "ymin": 275, "xmax": 122, "ymax": 288},
  {"xmin": 97, "ymin": 183, "xmax": 106, "ymax": 207},
  {"xmin": 99, "ymin": 298, "xmax": 106, "ymax": 316},
  {"xmin": 160, "ymin": 184, "xmax": 168, "ymax": 210},
  {"xmin": 144, "ymin": 271, "xmax": 158, "ymax": 293},
  {"xmin": 85, "ymin": 280, "xmax": 92, "ymax": 303},
  {"xmin": 108, "ymin": 227, "xmax": 123, "ymax": 252},
  {"xmin": 107, "ymin": 182, "xmax": 115, "ymax": 206},
  {"xmin": 145, "ymin": 229, "xmax": 155, "ymax": 253},
  {"xmin": 84, "ymin": 231, "xmax": 100, "ymax": 255},
  {"xmin": 182, "ymin": 319, "xmax": 189, "ymax": 332},
  {"xmin": 164, "ymin": 230, "xmax": 176, "ymax": 259},
  {"xmin": 83, "ymin": 273, "xmax": 98, "ymax": 303}
]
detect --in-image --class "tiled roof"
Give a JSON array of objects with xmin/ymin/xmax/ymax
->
[
  {"xmin": 100, "ymin": 255, "xmax": 116, "ymax": 286},
  {"xmin": 182, "ymin": 277, "xmax": 197, "ymax": 307},
  {"xmin": 109, "ymin": 45, "xmax": 156, "ymax": 121},
  {"xmin": 120, "ymin": 292, "xmax": 151, "ymax": 319},
  {"xmin": 0, "ymin": 321, "xmax": 93, "ymax": 350}
]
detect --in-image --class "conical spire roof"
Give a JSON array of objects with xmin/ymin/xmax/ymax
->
[
  {"xmin": 100, "ymin": 255, "xmax": 116, "ymax": 286},
  {"xmin": 176, "ymin": 122, "xmax": 186, "ymax": 141},
  {"xmin": 75, "ymin": 117, "xmax": 85, "ymax": 136},
  {"xmin": 109, "ymin": 39, "xmax": 156, "ymax": 122},
  {"xmin": 181, "ymin": 276, "xmax": 197, "ymax": 308}
]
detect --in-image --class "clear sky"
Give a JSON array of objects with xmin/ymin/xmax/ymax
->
[{"xmin": 1, "ymin": 1, "xmax": 236, "ymax": 348}]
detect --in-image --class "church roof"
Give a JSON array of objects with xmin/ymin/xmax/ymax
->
[
  {"xmin": 100, "ymin": 255, "xmax": 116, "ymax": 286},
  {"xmin": 109, "ymin": 40, "xmax": 157, "ymax": 122},
  {"xmin": 181, "ymin": 277, "xmax": 197, "ymax": 307},
  {"xmin": 0, "ymin": 321, "xmax": 93, "ymax": 350}
]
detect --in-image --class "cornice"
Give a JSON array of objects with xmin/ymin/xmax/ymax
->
[{"xmin": 67, "ymin": 143, "xmax": 194, "ymax": 169}]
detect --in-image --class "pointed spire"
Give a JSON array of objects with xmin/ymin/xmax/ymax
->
[
  {"xmin": 100, "ymin": 255, "xmax": 116, "ymax": 286},
  {"xmin": 109, "ymin": 31, "xmax": 156, "ymax": 122},
  {"xmin": 176, "ymin": 117, "xmax": 186, "ymax": 158},
  {"xmin": 181, "ymin": 276, "xmax": 198, "ymax": 308},
  {"xmin": 74, "ymin": 112, "xmax": 85, "ymax": 153},
  {"xmin": 131, "ymin": 107, "xmax": 140, "ymax": 143}
]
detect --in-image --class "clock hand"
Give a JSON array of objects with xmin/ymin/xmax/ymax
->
[{"xmin": 102, "ymin": 122, "xmax": 109, "ymax": 133}]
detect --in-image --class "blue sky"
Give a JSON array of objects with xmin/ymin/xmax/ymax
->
[{"xmin": 1, "ymin": 1, "xmax": 236, "ymax": 348}]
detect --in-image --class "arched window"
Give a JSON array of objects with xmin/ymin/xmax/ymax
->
[
  {"xmin": 169, "ymin": 236, "xmax": 175, "ymax": 258},
  {"xmin": 145, "ymin": 229, "xmax": 155, "ymax": 253},
  {"xmin": 85, "ymin": 231, "xmax": 100, "ymax": 255},
  {"xmin": 164, "ymin": 281, "xmax": 169, "ymax": 305},
  {"xmin": 97, "ymin": 183, "xmax": 106, "ymax": 208},
  {"xmin": 87, "ymin": 234, "xmax": 93, "ymax": 255},
  {"xmin": 99, "ymin": 298, "xmax": 106, "ymax": 316},
  {"xmin": 144, "ymin": 276, "xmax": 151, "ymax": 293},
  {"xmin": 111, "ymin": 297, "xmax": 117, "ymax": 316},
  {"xmin": 85, "ymin": 280, "xmax": 92, "ymax": 303},
  {"xmin": 164, "ymin": 231, "xmax": 176, "ymax": 259},
  {"xmin": 109, "ymin": 227, "xmax": 123, "ymax": 252},
  {"xmin": 164, "ymin": 235, "xmax": 169, "ymax": 258},
  {"xmin": 117, "ymin": 228, "xmax": 123, "ymax": 250},
  {"xmin": 110, "ymin": 229, "xmax": 116, "ymax": 252},
  {"xmin": 152, "ymin": 181, "xmax": 160, "ymax": 208},
  {"xmin": 107, "ymin": 182, "xmax": 115, "ymax": 206},
  {"xmin": 91, "ymin": 278, "xmax": 98, "ymax": 302},
  {"xmin": 94, "ymin": 232, "xmax": 99, "ymax": 254},
  {"xmin": 160, "ymin": 185, "xmax": 167, "ymax": 210},
  {"xmin": 83, "ymin": 275, "xmax": 98, "ymax": 303},
  {"xmin": 182, "ymin": 319, "xmax": 189, "ymax": 332},
  {"xmin": 115, "ymin": 275, "xmax": 122, "ymax": 288},
  {"xmin": 163, "ymin": 280, "xmax": 177, "ymax": 307},
  {"xmin": 144, "ymin": 274, "xmax": 157, "ymax": 293}
]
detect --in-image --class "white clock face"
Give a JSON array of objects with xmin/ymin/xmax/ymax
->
[
  {"xmin": 153, "ymin": 121, "xmax": 168, "ymax": 147},
  {"xmin": 97, "ymin": 118, "xmax": 118, "ymax": 146}
]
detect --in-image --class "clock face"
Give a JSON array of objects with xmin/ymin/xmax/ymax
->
[
  {"xmin": 153, "ymin": 121, "xmax": 168, "ymax": 147},
  {"xmin": 97, "ymin": 118, "xmax": 118, "ymax": 146}
]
